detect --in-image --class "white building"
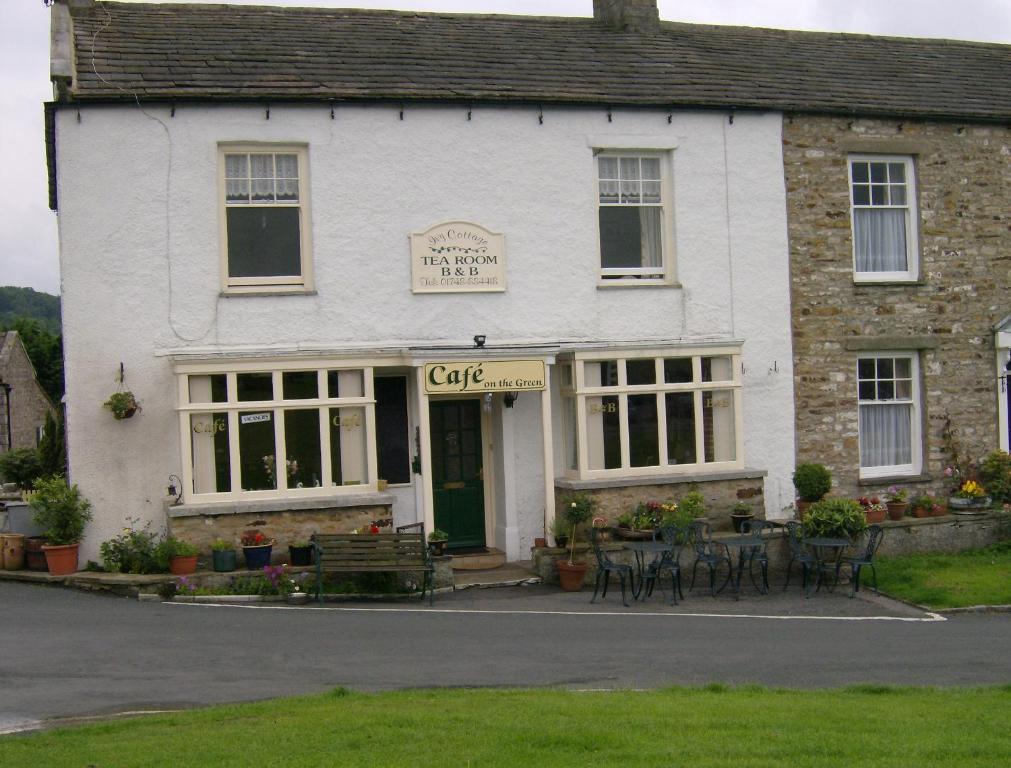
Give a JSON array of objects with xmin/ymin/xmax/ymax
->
[{"xmin": 48, "ymin": 0, "xmax": 796, "ymax": 563}]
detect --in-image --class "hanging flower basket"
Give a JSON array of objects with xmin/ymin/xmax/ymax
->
[{"xmin": 104, "ymin": 391, "xmax": 141, "ymax": 420}]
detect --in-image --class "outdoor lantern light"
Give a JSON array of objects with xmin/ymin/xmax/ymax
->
[
  {"xmin": 473, "ymin": 334, "xmax": 486, "ymax": 348},
  {"xmin": 167, "ymin": 474, "xmax": 183, "ymax": 504},
  {"xmin": 504, "ymin": 391, "xmax": 519, "ymax": 408}
]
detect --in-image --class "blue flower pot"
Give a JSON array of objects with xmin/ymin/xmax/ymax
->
[{"xmin": 243, "ymin": 544, "xmax": 272, "ymax": 570}]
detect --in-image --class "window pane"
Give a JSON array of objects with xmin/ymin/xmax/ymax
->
[
  {"xmin": 628, "ymin": 394, "xmax": 659, "ymax": 467},
  {"xmin": 237, "ymin": 372, "xmax": 273, "ymax": 402},
  {"xmin": 282, "ymin": 371, "xmax": 318, "ymax": 400},
  {"xmin": 871, "ymin": 185, "xmax": 886, "ymax": 205},
  {"xmin": 275, "ymin": 154, "xmax": 298, "ymax": 180},
  {"xmin": 858, "ymin": 359, "xmax": 875, "ymax": 379},
  {"xmin": 852, "ymin": 185, "xmax": 870, "ymax": 206},
  {"xmin": 225, "ymin": 154, "xmax": 247, "ymax": 178},
  {"xmin": 250, "ymin": 154, "xmax": 274, "ymax": 179},
  {"xmin": 664, "ymin": 358, "xmax": 693, "ymax": 384},
  {"xmin": 190, "ymin": 412, "xmax": 230, "ymax": 493},
  {"xmin": 251, "ymin": 176, "xmax": 275, "ymax": 202},
  {"xmin": 702, "ymin": 356, "xmax": 733, "ymax": 382},
  {"xmin": 895, "ymin": 380, "xmax": 912, "ymax": 399},
  {"xmin": 870, "ymin": 163, "xmax": 887, "ymax": 183},
  {"xmin": 599, "ymin": 179, "xmax": 619, "ymax": 204},
  {"xmin": 665, "ymin": 392, "xmax": 696, "ymax": 465},
  {"xmin": 703, "ymin": 390, "xmax": 736, "ymax": 463},
  {"xmin": 239, "ymin": 411, "xmax": 276, "ymax": 490},
  {"xmin": 562, "ymin": 394, "xmax": 577, "ymax": 471},
  {"xmin": 600, "ymin": 206, "xmax": 663, "ymax": 272},
  {"xmin": 851, "ymin": 162, "xmax": 869, "ymax": 183},
  {"xmin": 853, "ymin": 209, "xmax": 907, "ymax": 272},
  {"xmin": 586, "ymin": 395, "xmax": 620, "ymax": 470},
  {"xmin": 226, "ymin": 178, "xmax": 249, "ymax": 202},
  {"xmin": 894, "ymin": 358, "xmax": 911, "ymax": 378},
  {"xmin": 890, "ymin": 186, "xmax": 906, "ymax": 205},
  {"xmin": 859, "ymin": 381, "xmax": 876, "ymax": 400},
  {"xmin": 598, "ymin": 157, "xmax": 618, "ymax": 179},
  {"xmin": 626, "ymin": 359, "xmax": 656, "ymax": 386},
  {"xmin": 641, "ymin": 157, "xmax": 661, "ymax": 180},
  {"xmin": 877, "ymin": 381, "xmax": 895, "ymax": 400},
  {"xmin": 860, "ymin": 403, "xmax": 912, "ymax": 468},
  {"xmin": 888, "ymin": 162, "xmax": 905, "ymax": 182},
  {"xmin": 620, "ymin": 179, "xmax": 641, "ymax": 204},
  {"xmin": 226, "ymin": 208, "xmax": 301, "ymax": 278},
  {"xmin": 188, "ymin": 374, "xmax": 227, "ymax": 404},
  {"xmin": 375, "ymin": 377, "xmax": 410, "ymax": 485},
  {"xmin": 328, "ymin": 369, "xmax": 364, "ymax": 398},
  {"xmin": 620, "ymin": 157, "xmax": 640, "ymax": 180},
  {"xmin": 284, "ymin": 409, "xmax": 322, "ymax": 488},
  {"xmin": 330, "ymin": 407, "xmax": 367, "ymax": 485},
  {"xmin": 878, "ymin": 358, "xmax": 894, "ymax": 378},
  {"xmin": 585, "ymin": 361, "xmax": 618, "ymax": 387}
]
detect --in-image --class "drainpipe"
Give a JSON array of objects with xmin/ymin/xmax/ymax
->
[{"xmin": 0, "ymin": 378, "xmax": 11, "ymax": 452}]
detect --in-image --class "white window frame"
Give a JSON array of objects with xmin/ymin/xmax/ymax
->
[
  {"xmin": 595, "ymin": 151, "xmax": 675, "ymax": 285},
  {"xmin": 175, "ymin": 358, "xmax": 377, "ymax": 503},
  {"xmin": 560, "ymin": 346, "xmax": 743, "ymax": 480},
  {"xmin": 218, "ymin": 144, "xmax": 314, "ymax": 294},
  {"xmin": 857, "ymin": 352, "xmax": 921, "ymax": 479},
  {"xmin": 848, "ymin": 154, "xmax": 918, "ymax": 283}
]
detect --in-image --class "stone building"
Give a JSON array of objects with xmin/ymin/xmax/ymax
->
[
  {"xmin": 785, "ymin": 115, "xmax": 1010, "ymax": 498},
  {"xmin": 0, "ymin": 331, "xmax": 55, "ymax": 453}
]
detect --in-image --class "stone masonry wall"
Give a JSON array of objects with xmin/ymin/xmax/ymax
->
[
  {"xmin": 0, "ymin": 333, "xmax": 55, "ymax": 453},
  {"xmin": 784, "ymin": 116, "xmax": 1010, "ymax": 500},
  {"xmin": 168, "ymin": 504, "xmax": 392, "ymax": 564}
]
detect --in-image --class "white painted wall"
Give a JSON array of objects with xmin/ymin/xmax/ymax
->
[{"xmin": 55, "ymin": 103, "xmax": 795, "ymax": 561}]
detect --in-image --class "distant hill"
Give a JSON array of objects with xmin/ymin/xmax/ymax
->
[{"xmin": 0, "ymin": 287, "xmax": 61, "ymax": 334}]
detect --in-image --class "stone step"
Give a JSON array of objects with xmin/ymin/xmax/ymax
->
[{"xmin": 450, "ymin": 548, "xmax": 506, "ymax": 571}]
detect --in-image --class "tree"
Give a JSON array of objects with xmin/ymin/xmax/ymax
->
[{"xmin": 38, "ymin": 409, "xmax": 66, "ymax": 478}]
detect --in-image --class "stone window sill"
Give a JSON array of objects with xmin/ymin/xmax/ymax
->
[
  {"xmin": 555, "ymin": 467, "xmax": 766, "ymax": 491},
  {"xmin": 167, "ymin": 492, "xmax": 394, "ymax": 518}
]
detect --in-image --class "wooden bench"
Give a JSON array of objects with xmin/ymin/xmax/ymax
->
[{"xmin": 311, "ymin": 526, "xmax": 434, "ymax": 605}]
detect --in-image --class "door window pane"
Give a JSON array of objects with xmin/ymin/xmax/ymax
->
[
  {"xmin": 239, "ymin": 411, "xmax": 276, "ymax": 490},
  {"xmin": 375, "ymin": 377, "xmax": 410, "ymax": 485}
]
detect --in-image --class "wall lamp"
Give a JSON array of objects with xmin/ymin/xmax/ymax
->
[
  {"xmin": 167, "ymin": 474, "xmax": 183, "ymax": 505},
  {"xmin": 503, "ymin": 391, "xmax": 519, "ymax": 408},
  {"xmin": 473, "ymin": 334, "xmax": 486, "ymax": 348}
]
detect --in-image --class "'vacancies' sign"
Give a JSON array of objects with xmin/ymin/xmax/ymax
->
[
  {"xmin": 410, "ymin": 221, "xmax": 506, "ymax": 293},
  {"xmin": 424, "ymin": 360, "xmax": 546, "ymax": 394}
]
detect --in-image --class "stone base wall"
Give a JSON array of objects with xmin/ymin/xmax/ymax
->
[
  {"xmin": 784, "ymin": 116, "xmax": 1010, "ymax": 500},
  {"xmin": 168, "ymin": 504, "xmax": 392, "ymax": 564},
  {"xmin": 555, "ymin": 476, "xmax": 765, "ymax": 532}
]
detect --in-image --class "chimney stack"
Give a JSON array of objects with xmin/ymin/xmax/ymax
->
[{"xmin": 593, "ymin": 0, "xmax": 660, "ymax": 34}]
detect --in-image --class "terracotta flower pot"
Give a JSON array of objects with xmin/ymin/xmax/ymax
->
[
  {"xmin": 795, "ymin": 500, "xmax": 813, "ymax": 520},
  {"xmin": 556, "ymin": 559, "xmax": 588, "ymax": 591},
  {"xmin": 25, "ymin": 536, "xmax": 48, "ymax": 571},
  {"xmin": 169, "ymin": 554, "xmax": 198, "ymax": 575},
  {"xmin": 1, "ymin": 534, "xmax": 26, "ymax": 570},
  {"xmin": 864, "ymin": 507, "xmax": 887, "ymax": 524},
  {"xmin": 886, "ymin": 502, "xmax": 908, "ymax": 520},
  {"xmin": 42, "ymin": 543, "xmax": 80, "ymax": 576}
]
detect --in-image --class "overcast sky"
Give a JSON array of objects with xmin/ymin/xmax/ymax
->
[{"xmin": 2, "ymin": 0, "xmax": 1009, "ymax": 296}]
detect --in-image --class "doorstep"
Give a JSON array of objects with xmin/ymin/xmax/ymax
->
[{"xmin": 454, "ymin": 561, "xmax": 540, "ymax": 589}]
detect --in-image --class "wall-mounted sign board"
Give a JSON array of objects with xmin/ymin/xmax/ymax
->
[
  {"xmin": 424, "ymin": 360, "xmax": 545, "ymax": 394},
  {"xmin": 410, "ymin": 221, "xmax": 506, "ymax": 293}
]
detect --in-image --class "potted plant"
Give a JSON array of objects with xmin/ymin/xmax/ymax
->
[
  {"xmin": 241, "ymin": 529, "xmax": 274, "ymax": 569},
  {"xmin": 211, "ymin": 538, "xmax": 237, "ymax": 572},
  {"xmin": 884, "ymin": 486, "xmax": 909, "ymax": 520},
  {"xmin": 679, "ymin": 490, "xmax": 706, "ymax": 521},
  {"xmin": 156, "ymin": 536, "xmax": 199, "ymax": 575},
  {"xmin": 802, "ymin": 498, "xmax": 868, "ymax": 541},
  {"xmin": 730, "ymin": 501, "xmax": 754, "ymax": 532},
  {"xmin": 549, "ymin": 515, "xmax": 570, "ymax": 548},
  {"xmin": 29, "ymin": 475, "xmax": 93, "ymax": 576},
  {"xmin": 910, "ymin": 494, "xmax": 938, "ymax": 519},
  {"xmin": 288, "ymin": 539, "xmax": 314, "ymax": 566},
  {"xmin": 949, "ymin": 479, "xmax": 991, "ymax": 511},
  {"xmin": 793, "ymin": 463, "xmax": 832, "ymax": 517},
  {"xmin": 428, "ymin": 529, "xmax": 449, "ymax": 557},
  {"xmin": 104, "ymin": 391, "xmax": 141, "ymax": 420},
  {"xmin": 857, "ymin": 496, "xmax": 887, "ymax": 524},
  {"xmin": 555, "ymin": 493, "xmax": 596, "ymax": 591}
]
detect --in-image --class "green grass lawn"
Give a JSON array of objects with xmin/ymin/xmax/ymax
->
[
  {"xmin": 874, "ymin": 542, "xmax": 1011, "ymax": 609},
  {"xmin": 3, "ymin": 686, "xmax": 1010, "ymax": 767}
]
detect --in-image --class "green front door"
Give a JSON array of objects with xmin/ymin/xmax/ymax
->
[{"xmin": 430, "ymin": 399, "xmax": 486, "ymax": 550}]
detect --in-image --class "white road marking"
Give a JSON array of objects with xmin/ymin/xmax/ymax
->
[{"xmin": 162, "ymin": 602, "xmax": 946, "ymax": 622}]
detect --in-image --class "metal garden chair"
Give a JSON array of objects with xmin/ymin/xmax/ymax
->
[
  {"xmin": 842, "ymin": 525, "xmax": 884, "ymax": 597},
  {"xmin": 783, "ymin": 520, "xmax": 816, "ymax": 591},
  {"xmin": 642, "ymin": 523, "xmax": 685, "ymax": 605},
  {"xmin": 738, "ymin": 519, "xmax": 775, "ymax": 594},
  {"xmin": 590, "ymin": 527, "xmax": 633, "ymax": 606},
  {"xmin": 688, "ymin": 520, "xmax": 732, "ymax": 596}
]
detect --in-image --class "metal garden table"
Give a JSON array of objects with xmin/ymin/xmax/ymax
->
[
  {"xmin": 720, "ymin": 534, "xmax": 769, "ymax": 599},
  {"xmin": 803, "ymin": 536, "xmax": 850, "ymax": 597},
  {"xmin": 621, "ymin": 540, "xmax": 673, "ymax": 600}
]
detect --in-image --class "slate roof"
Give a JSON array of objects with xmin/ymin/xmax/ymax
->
[{"xmin": 60, "ymin": 2, "xmax": 1011, "ymax": 122}]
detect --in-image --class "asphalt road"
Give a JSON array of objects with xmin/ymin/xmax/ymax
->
[{"xmin": 2, "ymin": 580, "xmax": 1010, "ymax": 732}]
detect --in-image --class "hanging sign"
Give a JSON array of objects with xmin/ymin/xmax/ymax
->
[
  {"xmin": 410, "ymin": 221, "xmax": 506, "ymax": 293},
  {"xmin": 424, "ymin": 360, "xmax": 545, "ymax": 394}
]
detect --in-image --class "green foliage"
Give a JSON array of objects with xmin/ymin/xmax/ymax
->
[
  {"xmin": 38, "ymin": 409, "xmax": 66, "ymax": 478},
  {"xmin": 0, "ymin": 286, "xmax": 61, "ymax": 334},
  {"xmin": 154, "ymin": 537, "xmax": 199, "ymax": 569},
  {"xmin": 104, "ymin": 391, "xmax": 140, "ymax": 419},
  {"xmin": 560, "ymin": 492, "xmax": 596, "ymax": 525},
  {"xmin": 28, "ymin": 475, "xmax": 92, "ymax": 545},
  {"xmin": 100, "ymin": 520, "xmax": 162, "ymax": 574},
  {"xmin": 210, "ymin": 538, "xmax": 233, "ymax": 552},
  {"xmin": 0, "ymin": 447, "xmax": 43, "ymax": 490},
  {"xmin": 0, "ymin": 316, "xmax": 64, "ymax": 402},
  {"xmin": 802, "ymin": 497, "xmax": 867, "ymax": 540},
  {"xmin": 678, "ymin": 490, "xmax": 706, "ymax": 519},
  {"xmin": 979, "ymin": 450, "xmax": 1011, "ymax": 504},
  {"xmin": 428, "ymin": 529, "xmax": 449, "ymax": 542},
  {"xmin": 792, "ymin": 462, "xmax": 832, "ymax": 501},
  {"xmin": 549, "ymin": 515, "xmax": 570, "ymax": 539}
]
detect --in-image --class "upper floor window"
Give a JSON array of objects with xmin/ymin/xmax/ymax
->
[
  {"xmin": 848, "ymin": 155, "xmax": 918, "ymax": 282},
  {"xmin": 597, "ymin": 153, "xmax": 671, "ymax": 282},
  {"xmin": 857, "ymin": 353, "xmax": 921, "ymax": 478},
  {"xmin": 220, "ymin": 145, "xmax": 313, "ymax": 293}
]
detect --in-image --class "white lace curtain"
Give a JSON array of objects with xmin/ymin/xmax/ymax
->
[
  {"xmin": 854, "ymin": 209, "xmax": 906, "ymax": 272},
  {"xmin": 639, "ymin": 208, "xmax": 662, "ymax": 270},
  {"xmin": 860, "ymin": 403, "xmax": 912, "ymax": 467}
]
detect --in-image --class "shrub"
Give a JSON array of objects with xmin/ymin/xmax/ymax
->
[
  {"xmin": 100, "ymin": 520, "xmax": 161, "ymax": 574},
  {"xmin": 0, "ymin": 448, "xmax": 43, "ymax": 490},
  {"xmin": 979, "ymin": 450, "xmax": 1011, "ymax": 504},
  {"xmin": 154, "ymin": 537, "xmax": 199, "ymax": 569},
  {"xmin": 210, "ymin": 538, "xmax": 233, "ymax": 552},
  {"xmin": 803, "ymin": 498, "xmax": 867, "ymax": 540},
  {"xmin": 561, "ymin": 493, "xmax": 596, "ymax": 526},
  {"xmin": 29, "ymin": 475, "xmax": 93, "ymax": 545},
  {"xmin": 793, "ymin": 463, "xmax": 832, "ymax": 502},
  {"xmin": 679, "ymin": 491, "xmax": 706, "ymax": 519}
]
